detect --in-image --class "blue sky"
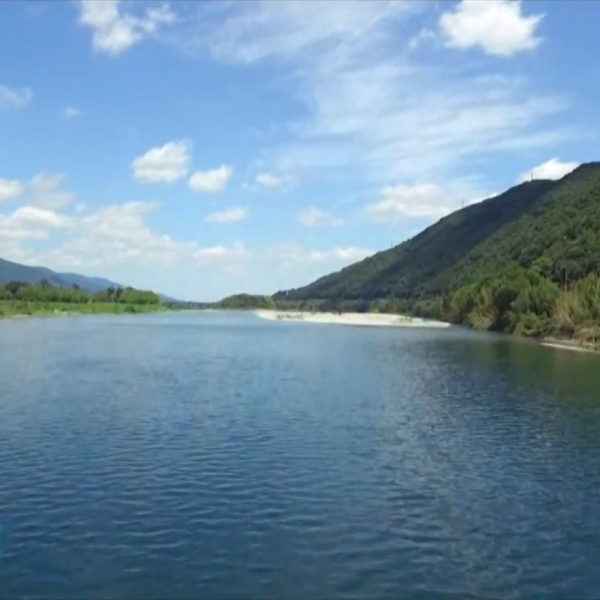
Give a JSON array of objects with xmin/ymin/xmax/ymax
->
[{"xmin": 0, "ymin": 0, "xmax": 597, "ymax": 301}]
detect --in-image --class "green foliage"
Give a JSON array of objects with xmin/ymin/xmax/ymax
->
[
  {"xmin": 92, "ymin": 286, "xmax": 160, "ymax": 305},
  {"xmin": 268, "ymin": 162, "xmax": 600, "ymax": 347},
  {"xmin": 0, "ymin": 281, "xmax": 163, "ymax": 319},
  {"xmin": 437, "ymin": 266, "xmax": 561, "ymax": 336},
  {"xmin": 215, "ymin": 294, "xmax": 278, "ymax": 310},
  {"xmin": 277, "ymin": 164, "xmax": 600, "ymax": 304},
  {"xmin": 275, "ymin": 178, "xmax": 557, "ymax": 302}
]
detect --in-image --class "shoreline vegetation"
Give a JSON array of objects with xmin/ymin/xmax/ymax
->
[
  {"xmin": 214, "ymin": 292, "xmax": 600, "ymax": 354},
  {"xmin": 3, "ymin": 278, "xmax": 599, "ymax": 355},
  {"xmin": 255, "ymin": 164, "xmax": 600, "ymax": 355},
  {"xmin": 0, "ymin": 302, "xmax": 166, "ymax": 319},
  {"xmin": 0, "ymin": 280, "xmax": 166, "ymax": 320}
]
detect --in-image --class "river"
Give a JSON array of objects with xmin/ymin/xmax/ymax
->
[{"xmin": 1, "ymin": 311, "xmax": 600, "ymax": 599}]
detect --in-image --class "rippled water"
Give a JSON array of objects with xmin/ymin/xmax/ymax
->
[{"xmin": 1, "ymin": 312, "xmax": 600, "ymax": 599}]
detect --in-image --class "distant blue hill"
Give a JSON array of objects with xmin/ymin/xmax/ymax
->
[{"xmin": 0, "ymin": 256, "xmax": 179, "ymax": 301}]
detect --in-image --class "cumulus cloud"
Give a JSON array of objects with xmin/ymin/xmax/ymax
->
[
  {"xmin": 0, "ymin": 85, "xmax": 32, "ymax": 110},
  {"xmin": 204, "ymin": 206, "xmax": 248, "ymax": 224},
  {"xmin": 132, "ymin": 140, "xmax": 191, "ymax": 184},
  {"xmin": 256, "ymin": 173, "xmax": 284, "ymax": 188},
  {"xmin": 78, "ymin": 0, "xmax": 175, "ymax": 56},
  {"xmin": 518, "ymin": 158, "xmax": 580, "ymax": 183},
  {"xmin": 3, "ymin": 197, "xmax": 367, "ymax": 284},
  {"xmin": 13, "ymin": 201, "xmax": 198, "ymax": 272},
  {"xmin": 366, "ymin": 184, "xmax": 452, "ymax": 222},
  {"xmin": 74, "ymin": 201, "xmax": 193, "ymax": 267},
  {"xmin": 61, "ymin": 106, "xmax": 82, "ymax": 119},
  {"xmin": 297, "ymin": 207, "xmax": 343, "ymax": 227},
  {"xmin": 439, "ymin": 0, "xmax": 543, "ymax": 56},
  {"xmin": 0, "ymin": 173, "xmax": 76, "ymax": 208},
  {"xmin": 189, "ymin": 165, "xmax": 233, "ymax": 193},
  {"xmin": 1, "ymin": 191, "xmax": 381, "ymax": 299},
  {"xmin": 0, "ymin": 206, "xmax": 71, "ymax": 240},
  {"xmin": 0, "ymin": 179, "xmax": 23, "ymax": 202}
]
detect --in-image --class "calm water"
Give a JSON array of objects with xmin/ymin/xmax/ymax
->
[{"xmin": 1, "ymin": 312, "xmax": 600, "ymax": 600}]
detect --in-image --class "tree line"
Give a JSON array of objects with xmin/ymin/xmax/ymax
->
[
  {"xmin": 0, "ymin": 280, "xmax": 161, "ymax": 305},
  {"xmin": 217, "ymin": 264, "xmax": 600, "ymax": 347}
]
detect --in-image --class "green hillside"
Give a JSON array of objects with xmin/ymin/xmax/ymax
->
[
  {"xmin": 277, "ymin": 179, "xmax": 556, "ymax": 303},
  {"xmin": 272, "ymin": 162, "xmax": 600, "ymax": 346},
  {"xmin": 276, "ymin": 163, "xmax": 600, "ymax": 303},
  {"xmin": 215, "ymin": 293, "xmax": 277, "ymax": 310}
]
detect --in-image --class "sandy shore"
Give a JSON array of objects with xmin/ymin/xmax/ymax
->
[
  {"xmin": 540, "ymin": 339, "xmax": 599, "ymax": 354},
  {"xmin": 255, "ymin": 310, "xmax": 450, "ymax": 328}
]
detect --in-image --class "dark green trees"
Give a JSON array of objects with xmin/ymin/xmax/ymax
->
[{"xmin": 0, "ymin": 281, "xmax": 161, "ymax": 306}]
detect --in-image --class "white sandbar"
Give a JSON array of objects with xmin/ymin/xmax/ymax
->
[{"xmin": 254, "ymin": 310, "xmax": 450, "ymax": 328}]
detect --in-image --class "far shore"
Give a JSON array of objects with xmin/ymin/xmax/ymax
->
[
  {"xmin": 540, "ymin": 338, "xmax": 599, "ymax": 354},
  {"xmin": 255, "ymin": 310, "xmax": 600, "ymax": 354},
  {"xmin": 254, "ymin": 310, "xmax": 451, "ymax": 328},
  {"xmin": 0, "ymin": 303, "xmax": 167, "ymax": 321}
]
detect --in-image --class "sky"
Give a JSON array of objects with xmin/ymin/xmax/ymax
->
[{"xmin": 0, "ymin": 0, "xmax": 598, "ymax": 301}]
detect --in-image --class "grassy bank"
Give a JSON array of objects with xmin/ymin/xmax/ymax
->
[{"xmin": 0, "ymin": 300, "xmax": 167, "ymax": 319}]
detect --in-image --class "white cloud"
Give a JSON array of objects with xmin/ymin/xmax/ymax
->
[
  {"xmin": 1, "ymin": 194, "xmax": 377, "ymax": 299},
  {"xmin": 297, "ymin": 207, "xmax": 343, "ymax": 227},
  {"xmin": 439, "ymin": 0, "xmax": 543, "ymax": 56},
  {"xmin": 61, "ymin": 106, "xmax": 82, "ymax": 119},
  {"xmin": 366, "ymin": 184, "xmax": 452, "ymax": 222},
  {"xmin": 194, "ymin": 242, "xmax": 247, "ymax": 263},
  {"xmin": 256, "ymin": 173, "xmax": 284, "ymax": 188},
  {"xmin": 314, "ymin": 247, "xmax": 374, "ymax": 263},
  {"xmin": 75, "ymin": 201, "xmax": 194, "ymax": 267},
  {"xmin": 0, "ymin": 173, "xmax": 76, "ymax": 208},
  {"xmin": 204, "ymin": 206, "xmax": 248, "ymax": 224},
  {"xmin": 181, "ymin": 1, "xmax": 564, "ymax": 188},
  {"xmin": 0, "ymin": 179, "xmax": 23, "ymax": 202},
  {"xmin": 189, "ymin": 165, "xmax": 233, "ymax": 193},
  {"xmin": 518, "ymin": 158, "xmax": 580, "ymax": 183},
  {"xmin": 202, "ymin": 1, "xmax": 415, "ymax": 64},
  {"xmin": 28, "ymin": 173, "xmax": 76, "ymax": 209},
  {"xmin": 78, "ymin": 0, "xmax": 175, "ymax": 56},
  {"xmin": 0, "ymin": 206, "xmax": 71, "ymax": 240},
  {"xmin": 268, "ymin": 244, "xmax": 374, "ymax": 267},
  {"xmin": 132, "ymin": 140, "xmax": 191, "ymax": 184},
  {"xmin": 0, "ymin": 85, "xmax": 32, "ymax": 110},
  {"xmin": 11, "ymin": 206, "xmax": 71, "ymax": 229}
]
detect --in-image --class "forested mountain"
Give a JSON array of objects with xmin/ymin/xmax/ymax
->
[
  {"xmin": 276, "ymin": 163, "xmax": 600, "ymax": 303},
  {"xmin": 0, "ymin": 257, "xmax": 120, "ymax": 292},
  {"xmin": 271, "ymin": 162, "xmax": 600, "ymax": 345}
]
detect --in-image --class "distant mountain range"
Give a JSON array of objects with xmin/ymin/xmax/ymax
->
[
  {"xmin": 0, "ymin": 257, "xmax": 121, "ymax": 292},
  {"xmin": 0, "ymin": 256, "xmax": 179, "ymax": 302}
]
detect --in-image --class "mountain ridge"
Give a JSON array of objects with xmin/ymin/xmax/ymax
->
[
  {"xmin": 275, "ymin": 162, "xmax": 600, "ymax": 305},
  {"xmin": 0, "ymin": 256, "xmax": 122, "ymax": 292}
]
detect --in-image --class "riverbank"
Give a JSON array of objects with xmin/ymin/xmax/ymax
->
[
  {"xmin": 255, "ymin": 309, "xmax": 600, "ymax": 354},
  {"xmin": 255, "ymin": 310, "xmax": 450, "ymax": 328},
  {"xmin": 0, "ymin": 301, "xmax": 166, "ymax": 319},
  {"xmin": 540, "ymin": 337, "xmax": 599, "ymax": 354}
]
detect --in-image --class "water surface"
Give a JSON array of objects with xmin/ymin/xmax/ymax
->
[{"xmin": 1, "ymin": 312, "xmax": 600, "ymax": 600}]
